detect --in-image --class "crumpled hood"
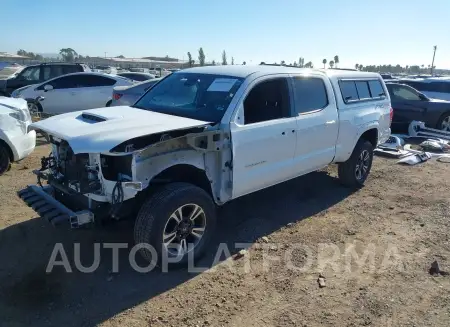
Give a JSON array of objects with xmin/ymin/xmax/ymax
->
[{"xmin": 30, "ymin": 106, "xmax": 210, "ymax": 154}]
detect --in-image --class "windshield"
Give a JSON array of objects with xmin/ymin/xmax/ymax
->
[{"xmin": 133, "ymin": 72, "xmax": 244, "ymax": 122}]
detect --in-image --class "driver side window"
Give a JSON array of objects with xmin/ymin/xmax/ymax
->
[
  {"xmin": 243, "ymin": 78, "xmax": 291, "ymax": 124},
  {"xmin": 391, "ymin": 85, "xmax": 421, "ymax": 101}
]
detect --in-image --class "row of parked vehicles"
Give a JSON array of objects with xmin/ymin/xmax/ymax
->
[{"xmin": 3, "ymin": 64, "xmax": 393, "ymax": 266}]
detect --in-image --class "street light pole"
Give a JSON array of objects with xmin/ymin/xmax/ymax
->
[{"xmin": 431, "ymin": 45, "xmax": 437, "ymax": 76}]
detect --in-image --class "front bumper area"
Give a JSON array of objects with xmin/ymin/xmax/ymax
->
[{"xmin": 18, "ymin": 185, "xmax": 94, "ymax": 228}]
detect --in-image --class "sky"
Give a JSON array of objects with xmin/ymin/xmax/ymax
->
[{"xmin": 1, "ymin": 0, "xmax": 449, "ymax": 68}]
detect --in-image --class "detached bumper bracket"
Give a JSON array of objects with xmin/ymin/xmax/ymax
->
[{"xmin": 17, "ymin": 185, "xmax": 94, "ymax": 228}]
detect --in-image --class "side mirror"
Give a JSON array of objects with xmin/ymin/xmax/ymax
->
[
  {"xmin": 44, "ymin": 84, "xmax": 53, "ymax": 92},
  {"xmin": 418, "ymin": 93, "xmax": 428, "ymax": 101}
]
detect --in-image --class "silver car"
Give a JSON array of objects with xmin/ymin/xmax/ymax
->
[{"xmin": 110, "ymin": 78, "xmax": 161, "ymax": 106}]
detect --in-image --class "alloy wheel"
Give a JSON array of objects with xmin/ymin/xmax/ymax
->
[
  {"xmin": 440, "ymin": 116, "xmax": 450, "ymax": 132},
  {"xmin": 355, "ymin": 150, "xmax": 370, "ymax": 181},
  {"xmin": 162, "ymin": 203, "xmax": 207, "ymax": 257}
]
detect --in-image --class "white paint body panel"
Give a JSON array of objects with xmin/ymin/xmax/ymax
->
[
  {"xmin": 30, "ymin": 106, "xmax": 209, "ymax": 154},
  {"xmin": 0, "ymin": 97, "xmax": 36, "ymax": 161}
]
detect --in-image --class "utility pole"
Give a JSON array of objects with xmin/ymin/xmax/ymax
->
[{"xmin": 431, "ymin": 45, "xmax": 437, "ymax": 76}]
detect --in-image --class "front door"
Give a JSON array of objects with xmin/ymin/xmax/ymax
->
[
  {"xmin": 290, "ymin": 74, "xmax": 339, "ymax": 175},
  {"xmin": 387, "ymin": 84, "xmax": 427, "ymax": 128},
  {"xmin": 230, "ymin": 76, "xmax": 297, "ymax": 198}
]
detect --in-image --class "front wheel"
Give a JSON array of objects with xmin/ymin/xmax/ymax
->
[
  {"xmin": 134, "ymin": 183, "xmax": 216, "ymax": 268},
  {"xmin": 338, "ymin": 139, "xmax": 374, "ymax": 188}
]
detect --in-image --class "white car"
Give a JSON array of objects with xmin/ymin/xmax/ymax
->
[
  {"xmin": 21, "ymin": 66, "xmax": 391, "ymax": 265},
  {"xmin": 11, "ymin": 72, "xmax": 133, "ymax": 115},
  {"xmin": 0, "ymin": 97, "xmax": 36, "ymax": 174}
]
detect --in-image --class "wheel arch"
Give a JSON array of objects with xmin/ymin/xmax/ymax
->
[
  {"xmin": 0, "ymin": 138, "xmax": 14, "ymax": 162},
  {"xmin": 142, "ymin": 163, "xmax": 213, "ymax": 199}
]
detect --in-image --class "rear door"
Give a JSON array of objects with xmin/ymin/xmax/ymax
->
[
  {"xmin": 230, "ymin": 75, "xmax": 297, "ymax": 198},
  {"xmin": 74, "ymin": 74, "xmax": 118, "ymax": 109},
  {"xmin": 387, "ymin": 84, "xmax": 427, "ymax": 126},
  {"xmin": 36, "ymin": 75, "xmax": 81, "ymax": 114},
  {"xmin": 290, "ymin": 74, "xmax": 339, "ymax": 175}
]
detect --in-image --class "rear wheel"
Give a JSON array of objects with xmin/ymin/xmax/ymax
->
[
  {"xmin": 338, "ymin": 139, "xmax": 374, "ymax": 188},
  {"xmin": 105, "ymin": 100, "xmax": 112, "ymax": 107},
  {"xmin": 437, "ymin": 112, "xmax": 450, "ymax": 131},
  {"xmin": 27, "ymin": 101, "xmax": 42, "ymax": 115},
  {"xmin": 0, "ymin": 143, "xmax": 11, "ymax": 175},
  {"xmin": 134, "ymin": 183, "xmax": 216, "ymax": 268}
]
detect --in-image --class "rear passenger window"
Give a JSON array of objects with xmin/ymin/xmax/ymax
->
[
  {"xmin": 340, "ymin": 81, "xmax": 359, "ymax": 102},
  {"xmin": 368, "ymin": 80, "xmax": 385, "ymax": 98},
  {"xmin": 355, "ymin": 81, "xmax": 371, "ymax": 99},
  {"xmin": 292, "ymin": 77, "xmax": 328, "ymax": 114}
]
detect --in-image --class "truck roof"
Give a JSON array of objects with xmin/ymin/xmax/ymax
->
[{"xmin": 180, "ymin": 65, "xmax": 382, "ymax": 80}]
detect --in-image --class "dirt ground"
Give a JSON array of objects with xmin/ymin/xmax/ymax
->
[{"xmin": 1, "ymin": 140, "xmax": 450, "ymax": 327}]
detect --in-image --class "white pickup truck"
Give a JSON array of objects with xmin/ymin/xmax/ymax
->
[{"xmin": 19, "ymin": 66, "xmax": 392, "ymax": 265}]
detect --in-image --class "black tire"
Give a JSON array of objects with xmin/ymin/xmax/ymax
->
[
  {"xmin": 105, "ymin": 100, "xmax": 112, "ymax": 107},
  {"xmin": 0, "ymin": 143, "xmax": 11, "ymax": 175},
  {"xmin": 26, "ymin": 99, "xmax": 43, "ymax": 115},
  {"xmin": 436, "ymin": 112, "xmax": 450, "ymax": 131},
  {"xmin": 134, "ymin": 182, "xmax": 216, "ymax": 268},
  {"xmin": 338, "ymin": 139, "xmax": 374, "ymax": 188}
]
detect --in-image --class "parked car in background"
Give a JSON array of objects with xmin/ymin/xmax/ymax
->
[
  {"xmin": 0, "ymin": 62, "xmax": 90, "ymax": 96},
  {"xmin": 149, "ymin": 67, "xmax": 171, "ymax": 77},
  {"xmin": 129, "ymin": 67, "xmax": 150, "ymax": 73},
  {"xmin": 111, "ymin": 77, "xmax": 161, "ymax": 106},
  {"xmin": 11, "ymin": 72, "xmax": 133, "ymax": 115},
  {"xmin": 0, "ymin": 97, "xmax": 36, "ymax": 175},
  {"xmin": 117, "ymin": 72, "xmax": 156, "ymax": 81},
  {"xmin": 386, "ymin": 82, "xmax": 450, "ymax": 131},
  {"xmin": 399, "ymin": 78, "xmax": 450, "ymax": 101}
]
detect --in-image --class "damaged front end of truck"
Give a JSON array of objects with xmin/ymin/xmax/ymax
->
[{"xmin": 18, "ymin": 107, "xmax": 233, "ymax": 228}]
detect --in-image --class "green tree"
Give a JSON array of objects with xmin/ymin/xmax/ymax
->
[
  {"xmin": 59, "ymin": 48, "xmax": 78, "ymax": 62},
  {"xmin": 187, "ymin": 52, "xmax": 193, "ymax": 67},
  {"xmin": 329, "ymin": 60, "xmax": 335, "ymax": 68},
  {"xmin": 281, "ymin": 60, "xmax": 285, "ymax": 65},
  {"xmin": 304, "ymin": 61, "xmax": 313, "ymax": 68},
  {"xmin": 293, "ymin": 61, "xmax": 297, "ymax": 67},
  {"xmin": 231, "ymin": 57, "xmax": 234, "ymax": 65},
  {"xmin": 212, "ymin": 60, "xmax": 216, "ymax": 66},
  {"xmin": 116, "ymin": 55, "xmax": 125, "ymax": 58},
  {"xmin": 242, "ymin": 61, "xmax": 246, "ymax": 65},
  {"xmin": 198, "ymin": 48, "xmax": 206, "ymax": 66},
  {"xmin": 299, "ymin": 57, "xmax": 304, "ymax": 67},
  {"xmin": 222, "ymin": 50, "xmax": 227, "ymax": 65},
  {"xmin": 359, "ymin": 64, "xmax": 363, "ymax": 71},
  {"xmin": 355, "ymin": 63, "xmax": 359, "ymax": 70},
  {"xmin": 322, "ymin": 59, "xmax": 327, "ymax": 69}
]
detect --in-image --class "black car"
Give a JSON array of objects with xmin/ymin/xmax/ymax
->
[
  {"xmin": 386, "ymin": 82, "xmax": 450, "ymax": 131},
  {"xmin": 0, "ymin": 62, "xmax": 90, "ymax": 96}
]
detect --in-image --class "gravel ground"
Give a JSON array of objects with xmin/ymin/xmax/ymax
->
[{"xmin": 1, "ymin": 141, "xmax": 450, "ymax": 327}]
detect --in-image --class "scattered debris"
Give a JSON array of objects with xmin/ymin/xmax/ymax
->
[
  {"xmin": 317, "ymin": 274, "xmax": 326, "ymax": 288},
  {"xmin": 234, "ymin": 249, "xmax": 248, "ymax": 260},
  {"xmin": 420, "ymin": 140, "xmax": 449, "ymax": 152},
  {"xmin": 397, "ymin": 152, "xmax": 432, "ymax": 165},
  {"xmin": 261, "ymin": 236, "xmax": 270, "ymax": 243},
  {"xmin": 346, "ymin": 229, "xmax": 356, "ymax": 235},
  {"xmin": 408, "ymin": 121, "xmax": 450, "ymax": 141},
  {"xmin": 429, "ymin": 260, "xmax": 449, "ymax": 276}
]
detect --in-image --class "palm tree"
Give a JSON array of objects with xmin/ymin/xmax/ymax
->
[
  {"xmin": 329, "ymin": 60, "xmax": 335, "ymax": 69},
  {"xmin": 334, "ymin": 55, "xmax": 339, "ymax": 68},
  {"xmin": 322, "ymin": 59, "xmax": 327, "ymax": 69},
  {"xmin": 359, "ymin": 64, "xmax": 363, "ymax": 71},
  {"xmin": 355, "ymin": 63, "xmax": 359, "ymax": 70}
]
